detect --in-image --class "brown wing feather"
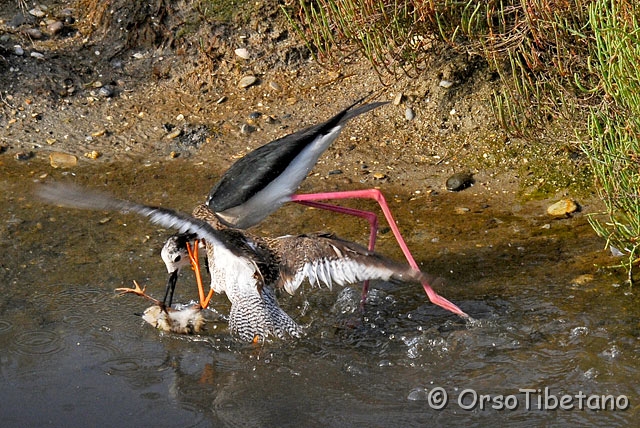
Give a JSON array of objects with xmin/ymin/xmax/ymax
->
[{"xmin": 272, "ymin": 232, "xmax": 431, "ymax": 295}]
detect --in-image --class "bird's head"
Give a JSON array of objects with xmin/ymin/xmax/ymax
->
[{"xmin": 161, "ymin": 233, "xmax": 196, "ymax": 274}]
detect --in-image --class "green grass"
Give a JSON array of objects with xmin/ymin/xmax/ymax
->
[
  {"xmin": 283, "ymin": 0, "xmax": 439, "ymax": 82},
  {"xmin": 582, "ymin": 1, "xmax": 640, "ymax": 282}
]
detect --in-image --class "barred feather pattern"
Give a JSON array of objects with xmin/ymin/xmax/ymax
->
[
  {"xmin": 273, "ymin": 233, "xmax": 425, "ymax": 295},
  {"xmin": 229, "ymin": 287, "xmax": 302, "ymax": 341}
]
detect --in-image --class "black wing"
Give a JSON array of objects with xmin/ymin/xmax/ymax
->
[{"xmin": 206, "ymin": 99, "xmax": 388, "ymax": 214}]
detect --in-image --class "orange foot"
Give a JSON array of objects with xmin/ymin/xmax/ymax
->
[
  {"xmin": 115, "ymin": 280, "xmax": 162, "ymax": 306},
  {"xmin": 186, "ymin": 239, "xmax": 214, "ymax": 309}
]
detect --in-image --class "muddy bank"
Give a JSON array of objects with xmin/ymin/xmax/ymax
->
[{"xmin": 1, "ymin": 0, "xmax": 592, "ymax": 201}]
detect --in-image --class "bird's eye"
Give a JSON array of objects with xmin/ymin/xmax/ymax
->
[{"xmin": 173, "ymin": 255, "xmax": 181, "ymax": 262}]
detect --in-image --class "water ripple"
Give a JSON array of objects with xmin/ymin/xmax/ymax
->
[
  {"xmin": 12, "ymin": 329, "xmax": 64, "ymax": 355},
  {"xmin": 47, "ymin": 285, "xmax": 114, "ymax": 320},
  {"xmin": 0, "ymin": 319, "xmax": 13, "ymax": 333},
  {"xmin": 103, "ymin": 356, "xmax": 141, "ymax": 373}
]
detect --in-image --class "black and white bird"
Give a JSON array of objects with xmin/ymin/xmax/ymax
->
[
  {"xmin": 38, "ymin": 183, "xmax": 450, "ymax": 341},
  {"xmin": 160, "ymin": 98, "xmax": 388, "ymax": 307}
]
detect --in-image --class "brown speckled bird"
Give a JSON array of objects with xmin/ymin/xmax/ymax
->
[{"xmin": 116, "ymin": 281, "xmax": 205, "ymax": 334}]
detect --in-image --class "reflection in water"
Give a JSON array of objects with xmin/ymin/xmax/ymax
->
[{"xmin": 0, "ymin": 157, "xmax": 638, "ymax": 426}]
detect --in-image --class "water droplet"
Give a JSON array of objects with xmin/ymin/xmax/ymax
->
[{"xmin": 407, "ymin": 386, "xmax": 428, "ymax": 401}]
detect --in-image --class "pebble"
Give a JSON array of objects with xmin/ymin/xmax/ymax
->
[
  {"xmin": 269, "ymin": 81, "xmax": 282, "ymax": 91},
  {"xmin": 372, "ymin": 172, "xmax": 387, "ymax": 180},
  {"xmin": 234, "ymin": 48, "xmax": 250, "ymax": 59},
  {"xmin": 393, "ymin": 93, "xmax": 403, "ymax": 106},
  {"xmin": 547, "ymin": 199, "xmax": 578, "ymax": 217},
  {"xmin": 446, "ymin": 172, "xmax": 474, "ymax": 191},
  {"xmin": 238, "ymin": 75, "xmax": 257, "ymax": 88},
  {"xmin": 84, "ymin": 151, "xmax": 101, "ymax": 160},
  {"xmin": 9, "ymin": 13, "xmax": 27, "ymax": 28},
  {"xmin": 24, "ymin": 28, "xmax": 43, "ymax": 39},
  {"xmin": 439, "ymin": 80, "xmax": 454, "ymax": 88},
  {"xmin": 405, "ymin": 107, "xmax": 415, "ymax": 121},
  {"xmin": 240, "ymin": 123, "xmax": 255, "ymax": 134},
  {"xmin": 165, "ymin": 129, "xmax": 182, "ymax": 139},
  {"xmin": 98, "ymin": 85, "xmax": 114, "ymax": 98},
  {"xmin": 454, "ymin": 207, "xmax": 471, "ymax": 214},
  {"xmin": 15, "ymin": 151, "xmax": 33, "ymax": 161},
  {"xmin": 30, "ymin": 52, "xmax": 44, "ymax": 59},
  {"xmin": 49, "ymin": 152, "xmax": 77, "ymax": 168},
  {"xmin": 47, "ymin": 21, "xmax": 64, "ymax": 35},
  {"xmin": 14, "ymin": 45, "xmax": 24, "ymax": 56},
  {"xmin": 29, "ymin": 8, "xmax": 46, "ymax": 18}
]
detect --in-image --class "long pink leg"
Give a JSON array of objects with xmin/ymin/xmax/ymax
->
[
  {"xmin": 294, "ymin": 200, "xmax": 379, "ymax": 250},
  {"xmin": 290, "ymin": 189, "xmax": 468, "ymax": 318}
]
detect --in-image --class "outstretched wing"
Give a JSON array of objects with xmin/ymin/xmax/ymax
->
[
  {"xmin": 272, "ymin": 232, "xmax": 435, "ymax": 295},
  {"xmin": 36, "ymin": 182, "xmax": 248, "ymax": 258},
  {"xmin": 206, "ymin": 98, "xmax": 388, "ymax": 227}
]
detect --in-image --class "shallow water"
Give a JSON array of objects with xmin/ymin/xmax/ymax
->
[{"xmin": 1, "ymin": 157, "xmax": 638, "ymax": 427}]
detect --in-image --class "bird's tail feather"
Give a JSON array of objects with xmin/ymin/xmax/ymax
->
[{"xmin": 229, "ymin": 288, "xmax": 302, "ymax": 341}]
